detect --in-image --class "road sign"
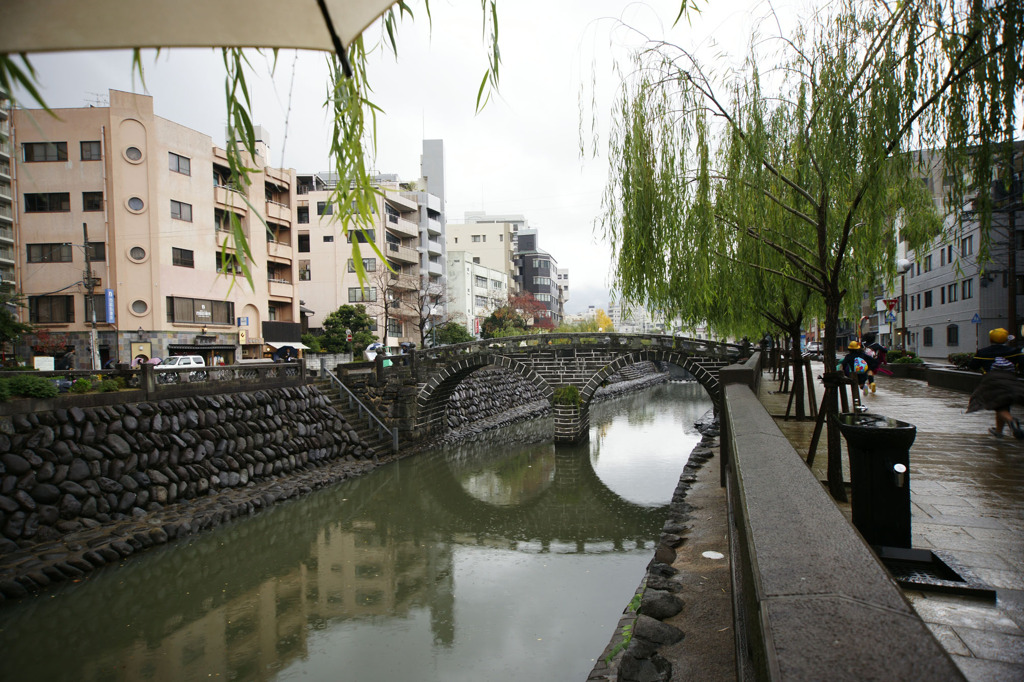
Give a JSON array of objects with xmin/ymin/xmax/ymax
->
[
  {"xmin": 885, "ymin": 299, "xmax": 899, "ymax": 312},
  {"xmin": 345, "ymin": 328, "xmax": 353, "ymax": 342},
  {"xmin": 971, "ymin": 313, "xmax": 981, "ymax": 324},
  {"xmin": 886, "ymin": 313, "xmax": 897, "ymax": 323}
]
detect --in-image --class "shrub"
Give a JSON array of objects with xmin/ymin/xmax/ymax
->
[
  {"xmin": 0, "ymin": 380, "xmax": 10, "ymax": 402},
  {"xmin": 947, "ymin": 352, "xmax": 973, "ymax": 370},
  {"xmin": 892, "ymin": 354, "xmax": 924, "ymax": 364},
  {"xmin": 887, "ymin": 349, "xmax": 918, "ymax": 362},
  {"xmin": 8, "ymin": 375, "xmax": 59, "ymax": 399},
  {"xmin": 98, "ymin": 379, "xmax": 120, "ymax": 393},
  {"xmin": 69, "ymin": 379, "xmax": 93, "ymax": 394},
  {"xmin": 552, "ymin": 385, "xmax": 582, "ymax": 407}
]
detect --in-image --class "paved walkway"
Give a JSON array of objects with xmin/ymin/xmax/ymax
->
[{"xmin": 760, "ymin": 364, "xmax": 1024, "ymax": 681}]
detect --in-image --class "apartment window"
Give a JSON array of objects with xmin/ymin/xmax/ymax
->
[
  {"xmin": 962, "ymin": 278, "xmax": 973, "ymax": 300},
  {"xmin": 323, "ymin": 235, "xmax": 334, "ymax": 243},
  {"xmin": 24, "ymin": 192, "xmax": 70, "ymax": 213},
  {"xmin": 534, "ymin": 259, "xmax": 550, "ymax": 269},
  {"xmin": 215, "ymin": 252, "xmax": 242, "ymax": 275},
  {"xmin": 940, "ymin": 287, "xmax": 945, "ymax": 304},
  {"xmin": 23, "ymin": 142, "xmax": 67, "ymax": 162},
  {"xmin": 86, "ymin": 242, "xmax": 105, "ymax": 262},
  {"xmin": 947, "ymin": 245, "xmax": 954, "ymax": 263},
  {"xmin": 491, "ymin": 280, "xmax": 503, "ymax": 289},
  {"xmin": 924, "ymin": 290, "xmax": 933, "ymax": 308},
  {"xmin": 298, "ymin": 234, "xmax": 310, "ymax": 252},
  {"xmin": 947, "ymin": 283, "xmax": 958, "ymax": 303},
  {"xmin": 299, "ymin": 260, "xmax": 311, "ymax": 281},
  {"xmin": 534, "ymin": 276, "xmax": 551, "ymax": 286},
  {"xmin": 80, "ymin": 141, "xmax": 102, "ymax": 161},
  {"xmin": 940, "ymin": 250, "xmax": 945, "ymax": 267},
  {"xmin": 475, "ymin": 295, "xmax": 488, "ymax": 307},
  {"xmin": 471, "ymin": 235, "xmax": 482, "ymax": 243},
  {"xmin": 348, "ymin": 287, "xmax": 377, "ymax": 303},
  {"xmin": 475, "ymin": 275, "xmax": 488, "ymax": 288},
  {"xmin": 317, "ymin": 201, "xmax": 333, "ymax": 216},
  {"xmin": 499, "ymin": 234, "xmax": 503, "ymax": 242},
  {"xmin": 387, "ymin": 318, "xmax": 403, "ymax": 336},
  {"xmin": 83, "ymin": 191, "xmax": 103, "ymax": 211},
  {"xmin": 923, "ymin": 255, "xmax": 932, "ymax": 272},
  {"xmin": 297, "ymin": 206, "xmax": 309, "ymax": 224},
  {"xmin": 172, "ymin": 248, "xmax": 195, "ymax": 268},
  {"xmin": 947, "ymin": 324, "xmax": 959, "ymax": 346},
  {"xmin": 170, "ymin": 200, "xmax": 193, "ymax": 222},
  {"xmin": 347, "ymin": 258, "xmax": 376, "ymax": 273},
  {"xmin": 923, "ymin": 327, "xmax": 933, "ymax": 347},
  {"xmin": 166, "ymin": 297, "xmax": 233, "ymax": 324},
  {"xmin": 535, "ymin": 293, "xmax": 552, "ymax": 302},
  {"xmin": 84, "ymin": 294, "xmax": 108, "ymax": 322},
  {"xmin": 910, "ymin": 295, "xmax": 915, "ymax": 312},
  {"xmin": 916, "ymin": 293, "xmax": 921, "ymax": 309},
  {"xmin": 961, "ymin": 236, "xmax": 973, "ymax": 257},
  {"xmin": 29, "ymin": 295, "xmax": 74, "ymax": 323},
  {"xmin": 347, "ymin": 229, "xmax": 374, "ymax": 244},
  {"xmin": 27, "ymin": 243, "xmax": 72, "ymax": 263},
  {"xmin": 916, "ymin": 263, "xmax": 921, "ymax": 276},
  {"xmin": 472, "ymin": 257, "xmax": 480, "ymax": 264},
  {"xmin": 168, "ymin": 152, "xmax": 191, "ymax": 176}
]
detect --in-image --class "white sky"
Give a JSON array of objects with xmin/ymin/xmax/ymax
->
[{"xmin": 13, "ymin": 0, "xmax": 778, "ymax": 313}]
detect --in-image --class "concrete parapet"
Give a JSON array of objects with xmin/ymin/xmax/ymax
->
[{"xmin": 721, "ymin": 382, "xmax": 963, "ymax": 680}]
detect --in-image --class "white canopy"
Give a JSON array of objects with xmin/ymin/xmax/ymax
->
[
  {"xmin": 267, "ymin": 341, "xmax": 310, "ymax": 350},
  {"xmin": 0, "ymin": 0, "xmax": 398, "ymax": 54}
]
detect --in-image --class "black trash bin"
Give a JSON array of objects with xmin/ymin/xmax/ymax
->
[{"xmin": 836, "ymin": 413, "xmax": 917, "ymax": 548}]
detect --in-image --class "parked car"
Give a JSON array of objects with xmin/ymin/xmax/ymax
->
[
  {"xmin": 156, "ymin": 355, "xmax": 207, "ymax": 383},
  {"xmin": 805, "ymin": 342, "xmax": 823, "ymax": 359}
]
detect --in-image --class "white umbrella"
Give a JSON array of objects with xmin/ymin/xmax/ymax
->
[{"xmin": 0, "ymin": 0, "xmax": 399, "ymax": 56}]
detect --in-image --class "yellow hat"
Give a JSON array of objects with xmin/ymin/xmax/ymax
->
[
  {"xmin": 848, "ymin": 340, "xmax": 861, "ymax": 350},
  {"xmin": 990, "ymin": 328, "xmax": 1013, "ymax": 343}
]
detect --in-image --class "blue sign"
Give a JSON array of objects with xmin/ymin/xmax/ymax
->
[
  {"xmin": 885, "ymin": 313, "xmax": 897, "ymax": 323},
  {"xmin": 104, "ymin": 289, "xmax": 116, "ymax": 324},
  {"xmin": 237, "ymin": 316, "xmax": 249, "ymax": 326},
  {"xmin": 971, "ymin": 313, "xmax": 981, "ymax": 324}
]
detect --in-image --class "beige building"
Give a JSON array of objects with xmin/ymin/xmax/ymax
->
[
  {"xmin": 445, "ymin": 216, "xmax": 519, "ymax": 294},
  {"xmin": 446, "ymin": 251, "xmax": 508, "ymax": 336},
  {"xmin": 11, "ymin": 89, "xmax": 300, "ymax": 367},
  {"xmin": 0, "ymin": 91, "xmax": 13, "ymax": 289}
]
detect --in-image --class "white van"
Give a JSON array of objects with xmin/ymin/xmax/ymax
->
[{"xmin": 156, "ymin": 355, "xmax": 207, "ymax": 383}]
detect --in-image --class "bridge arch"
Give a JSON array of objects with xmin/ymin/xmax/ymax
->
[
  {"xmin": 416, "ymin": 354, "xmax": 554, "ymax": 438},
  {"xmin": 580, "ymin": 350, "xmax": 722, "ymax": 407}
]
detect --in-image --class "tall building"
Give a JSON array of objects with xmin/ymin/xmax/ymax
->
[
  {"xmin": 0, "ymin": 90, "xmax": 13, "ymax": 289},
  {"xmin": 447, "ymin": 250, "xmax": 508, "ymax": 336},
  {"xmin": 513, "ymin": 228, "xmax": 561, "ymax": 325},
  {"xmin": 296, "ymin": 141, "xmax": 446, "ymax": 350},
  {"xmin": 445, "ymin": 215, "xmax": 518, "ymax": 292},
  {"xmin": 11, "ymin": 89, "xmax": 300, "ymax": 367}
]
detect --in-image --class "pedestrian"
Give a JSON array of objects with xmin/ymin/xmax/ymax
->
[
  {"xmin": 861, "ymin": 332, "xmax": 891, "ymax": 393},
  {"xmin": 967, "ymin": 328, "xmax": 1024, "ymax": 439},
  {"xmin": 841, "ymin": 340, "xmax": 879, "ymax": 393}
]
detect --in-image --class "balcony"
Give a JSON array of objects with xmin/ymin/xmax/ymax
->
[
  {"xmin": 0, "ymin": 225, "xmax": 12, "ymax": 242},
  {"xmin": 384, "ymin": 193, "xmax": 418, "ymax": 212},
  {"xmin": 0, "ymin": 182, "xmax": 9, "ymax": 201},
  {"xmin": 426, "ymin": 238, "xmax": 443, "ymax": 255},
  {"xmin": 0, "ymin": 247, "xmax": 14, "ymax": 265},
  {"xmin": 389, "ymin": 273, "xmax": 419, "ymax": 291},
  {"xmin": 426, "ymin": 218, "xmax": 442, "ymax": 235},
  {"xmin": 267, "ymin": 240, "xmax": 293, "ymax": 261},
  {"xmin": 214, "ymin": 185, "xmax": 247, "ymax": 213},
  {"xmin": 428, "ymin": 261, "xmax": 444, "ymax": 276},
  {"xmin": 0, "ymin": 204, "xmax": 12, "ymax": 221},
  {"xmin": 385, "ymin": 242, "xmax": 419, "ymax": 264},
  {"xmin": 0, "ymin": 160, "xmax": 9, "ymax": 180},
  {"xmin": 265, "ymin": 200, "xmax": 292, "ymax": 225},
  {"xmin": 386, "ymin": 213, "xmax": 419, "ymax": 239},
  {"xmin": 268, "ymin": 278, "xmax": 294, "ymax": 298}
]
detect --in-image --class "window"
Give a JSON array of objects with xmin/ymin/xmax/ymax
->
[
  {"xmin": 24, "ymin": 192, "xmax": 70, "ymax": 212},
  {"xmin": 499, "ymin": 234, "xmax": 503, "ymax": 242},
  {"xmin": 940, "ymin": 250, "xmax": 945, "ymax": 267},
  {"xmin": 535, "ymin": 293, "xmax": 552, "ymax": 302},
  {"xmin": 298, "ymin": 234, "xmax": 310, "ymax": 252},
  {"xmin": 297, "ymin": 206, "xmax": 309, "ymax": 224},
  {"xmin": 472, "ymin": 257, "xmax": 480, "ymax": 264},
  {"xmin": 961, "ymin": 236, "xmax": 973, "ymax": 257},
  {"xmin": 166, "ymin": 297, "xmax": 233, "ymax": 324},
  {"xmin": 170, "ymin": 200, "xmax": 192, "ymax": 222},
  {"xmin": 27, "ymin": 243, "xmax": 72, "ymax": 263},
  {"xmin": 940, "ymin": 287, "xmax": 945, "ymax": 304},
  {"xmin": 923, "ymin": 327, "xmax": 933, "ymax": 347},
  {"xmin": 86, "ymin": 242, "xmax": 105, "ymax": 262},
  {"xmin": 172, "ymin": 248, "xmax": 194, "ymax": 268},
  {"xmin": 475, "ymin": 275, "xmax": 488, "ymax": 288},
  {"xmin": 534, "ymin": 276, "xmax": 551, "ymax": 286},
  {"xmin": 910, "ymin": 295, "xmax": 915, "ymax": 311},
  {"xmin": 471, "ymin": 235, "xmax": 482, "ymax": 243},
  {"xmin": 923, "ymin": 255, "xmax": 932, "ymax": 272},
  {"xmin": 168, "ymin": 152, "xmax": 191, "ymax": 176},
  {"xmin": 216, "ymin": 252, "xmax": 242, "ymax": 274},
  {"xmin": 23, "ymin": 142, "xmax": 67, "ymax": 162},
  {"xmin": 947, "ymin": 283, "xmax": 958, "ymax": 303},
  {"xmin": 947, "ymin": 324, "xmax": 959, "ymax": 346},
  {"xmin": 475, "ymin": 295, "xmax": 488, "ymax": 308},
  {"xmin": 317, "ymin": 201, "xmax": 333, "ymax": 215},
  {"xmin": 29, "ymin": 295, "xmax": 74, "ymax": 323},
  {"xmin": 962, "ymin": 278, "xmax": 973, "ymax": 299},
  {"xmin": 916, "ymin": 293, "xmax": 921, "ymax": 309},
  {"xmin": 323, "ymin": 235, "xmax": 334, "ymax": 243},
  {"xmin": 491, "ymin": 279, "xmax": 503, "ymax": 289},
  {"xmin": 83, "ymin": 191, "xmax": 103, "ymax": 211},
  {"xmin": 387, "ymin": 318, "xmax": 402, "ymax": 336},
  {"xmin": 348, "ymin": 229, "xmax": 375, "ymax": 244},
  {"xmin": 80, "ymin": 141, "xmax": 102, "ymax": 161},
  {"xmin": 349, "ymin": 287, "xmax": 377, "ymax": 303},
  {"xmin": 84, "ymin": 294, "xmax": 106, "ymax": 322},
  {"xmin": 534, "ymin": 259, "xmax": 550, "ymax": 269},
  {"xmin": 924, "ymin": 290, "xmax": 932, "ymax": 308},
  {"xmin": 299, "ymin": 260, "xmax": 311, "ymax": 281},
  {"xmin": 347, "ymin": 258, "xmax": 376, "ymax": 272},
  {"xmin": 947, "ymin": 245, "xmax": 954, "ymax": 263}
]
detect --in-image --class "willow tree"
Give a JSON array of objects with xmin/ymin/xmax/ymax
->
[{"xmin": 601, "ymin": 0, "xmax": 1022, "ymax": 499}]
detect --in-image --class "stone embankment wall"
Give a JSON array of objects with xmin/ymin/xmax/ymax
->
[{"xmin": 0, "ymin": 386, "xmax": 373, "ymax": 586}]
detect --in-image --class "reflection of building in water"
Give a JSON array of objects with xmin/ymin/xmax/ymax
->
[{"xmin": 78, "ymin": 521, "xmax": 455, "ymax": 681}]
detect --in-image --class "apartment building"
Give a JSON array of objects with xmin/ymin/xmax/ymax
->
[
  {"xmin": 875, "ymin": 146, "xmax": 1023, "ymax": 359},
  {"xmin": 447, "ymin": 250, "xmax": 508, "ymax": 336},
  {"xmin": 446, "ymin": 213, "xmax": 520, "ymax": 293},
  {"xmin": 513, "ymin": 228, "xmax": 562, "ymax": 325},
  {"xmin": 0, "ymin": 91, "xmax": 13, "ymax": 289},
  {"xmin": 295, "ymin": 166, "xmax": 442, "ymax": 349},
  {"xmin": 11, "ymin": 89, "xmax": 300, "ymax": 368}
]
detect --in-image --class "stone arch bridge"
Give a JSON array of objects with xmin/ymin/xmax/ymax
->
[{"xmin": 356, "ymin": 333, "xmax": 740, "ymax": 444}]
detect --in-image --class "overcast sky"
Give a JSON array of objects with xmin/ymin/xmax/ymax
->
[{"xmin": 14, "ymin": 0, "xmax": 778, "ymax": 313}]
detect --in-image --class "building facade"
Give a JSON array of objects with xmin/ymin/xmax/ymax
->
[
  {"xmin": 11, "ymin": 89, "xmax": 300, "ymax": 368},
  {"xmin": 446, "ymin": 250, "xmax": 508, "ymax": 336},
  {"xmin": 0, "ymin": 91, "xmax": 13, "ymax": 289},
  {"xmin": 513, "ymin": 228, "xmax": 561, "ymax": 325}
]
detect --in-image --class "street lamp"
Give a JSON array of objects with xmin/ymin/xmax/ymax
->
[{"xmin": 897, "ymin": 258, "xmax": 912, "ymax": 351}]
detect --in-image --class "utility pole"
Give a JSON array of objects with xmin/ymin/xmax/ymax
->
[{"xmin": 83, "ymin": 223, "xmax": 100, "ymax": 370}]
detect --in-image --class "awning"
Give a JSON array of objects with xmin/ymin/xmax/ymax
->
[
  {"xmin": 168, "ymin": 344, "xmax": 237, "ymax": 352},
  {"xmin": 267, "ymin": 342, "xmax": 310, "ymax": 350}
]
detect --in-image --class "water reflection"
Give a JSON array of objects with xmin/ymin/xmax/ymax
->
[{"xmin": 0, "ymin": 383, "xmax": 712, "ymax": 682}]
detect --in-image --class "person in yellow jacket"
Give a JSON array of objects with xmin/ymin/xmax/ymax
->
[{"xmin": 967, "ymin": 328, "xmax": 1024, "ymax": 438}]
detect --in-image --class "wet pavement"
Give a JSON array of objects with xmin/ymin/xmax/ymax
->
[{"xmin": 760, "ymin": 363, "xmax": 1024, "ymax": 681}]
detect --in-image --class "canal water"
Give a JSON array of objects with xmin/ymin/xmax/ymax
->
[{"xmin": 0, "ymin": 382, "xmax": 712, "ymax": 682}]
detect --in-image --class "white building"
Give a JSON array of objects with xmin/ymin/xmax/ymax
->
[{"xmin": 447, "ymin": 250, "xmax": 508, "ymax": 337}]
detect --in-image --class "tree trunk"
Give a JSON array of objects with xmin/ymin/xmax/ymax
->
[
  {"xmin": 788, "ymin": 322, "xmax": 806, "ymax": 419},
  {"xmin": 823, "ymin": 296, "xmax": 847, "ymax": 502}
]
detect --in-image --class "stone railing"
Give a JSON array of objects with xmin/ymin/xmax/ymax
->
[{"xmin": 718, "ymin": 352, "xmax": 963, "ymax": 680}]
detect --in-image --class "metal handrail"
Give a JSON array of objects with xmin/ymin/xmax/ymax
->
[{"xmin": 322, "ymin": 363, "xmax": 398, "ymax": 453}]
